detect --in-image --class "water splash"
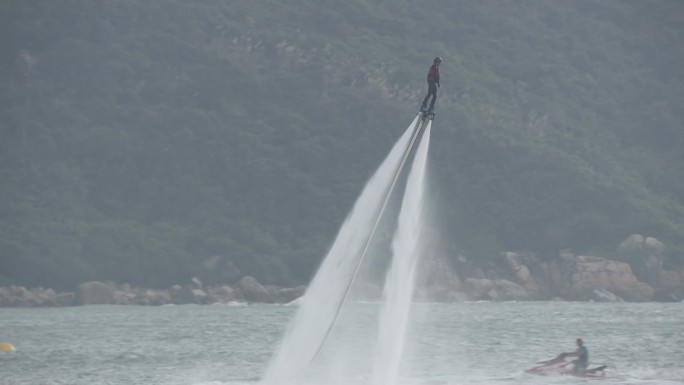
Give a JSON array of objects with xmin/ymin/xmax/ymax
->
[
  {"xmin": 263, "ymin": 116, "xmax": 422, "ymax": 382},
  {"xmin": 372, "ymin": 123, "xmax": 431, "ymax": 385}
]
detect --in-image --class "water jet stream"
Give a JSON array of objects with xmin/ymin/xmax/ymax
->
[
  {"xmin": 264, "ymin": 115, "xmax": 430, "ymax": 383},
  {"xmin": 372, "ymin": 122, "xmax": 431, "ymax": 385}
]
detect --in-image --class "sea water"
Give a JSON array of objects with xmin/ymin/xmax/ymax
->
[{"xmin": 1, "ymin": 301, "xmax": 683, "ymax": 385}]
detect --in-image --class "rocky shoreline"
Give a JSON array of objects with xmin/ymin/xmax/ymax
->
[
  {"xmin": 413, "ymin": 234, "xmax": 684, "ymax": 303},
  {"xmin": 0, "ymin": 276, "xmax": 306, "ymax": 307},
  {"xmin": 2, "ymin": 234, "xmax": 683, "ymax": 307}
]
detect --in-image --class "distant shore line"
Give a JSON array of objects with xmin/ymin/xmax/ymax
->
[
  {"xmin": 0, "ymin": 277, "xmax": 307, "ymax": 307},
  {"xmin": 3, "ymin": 235, "xmax": 684, "ymax": 307}
]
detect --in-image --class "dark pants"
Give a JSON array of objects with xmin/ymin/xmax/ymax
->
[
  {"xmin": 572, "ymin": 360, "xmax": 588, "ymax": 376},
  {"xmin": 421, "ymin": 81, "xmax": 438, "ymax": 110}
]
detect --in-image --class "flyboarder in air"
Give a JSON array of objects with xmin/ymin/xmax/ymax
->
[{"xmin": 420, "ymin": 57, "xmax": 442, "ymax": 114}]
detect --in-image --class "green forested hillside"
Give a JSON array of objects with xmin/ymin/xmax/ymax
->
[{"xmin": 1, "ymin": 0, "xmax": 683, "ymax": 289}]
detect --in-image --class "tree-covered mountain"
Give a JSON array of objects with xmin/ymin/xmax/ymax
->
[{"xmin": 1, "ymin": 0, "xmax": 683, "ymax": 289}]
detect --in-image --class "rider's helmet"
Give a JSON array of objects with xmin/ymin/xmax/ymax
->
[
  {"xmin": 434, "ymin": 56, "xmax": 442, "ymax": 63},
  {"xmin": 576, "ymin": 338, "xmax": 584, "ymax": 345}
]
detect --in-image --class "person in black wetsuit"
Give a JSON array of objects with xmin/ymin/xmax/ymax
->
[
  {"xmin": 420, "ymin": 57, "xmax": 442, "ymax": 112},
  {"xmin": 560, "ymin": 338, "xmax": 589, "ymax": 376}
]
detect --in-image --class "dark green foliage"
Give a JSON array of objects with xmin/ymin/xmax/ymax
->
[{"xmin": 1, "ymin": 0, "xmax": 683, "ymax": 289}]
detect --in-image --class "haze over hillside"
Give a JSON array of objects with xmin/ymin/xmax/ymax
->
[{"xmin": 1, "ymin": 0, "xmax": 683, "ymax": 289}]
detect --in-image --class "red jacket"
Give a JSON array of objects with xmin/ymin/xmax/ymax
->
[{"xmin": 427, "ymin": 63, "xmax": 440, "ymax": 84}]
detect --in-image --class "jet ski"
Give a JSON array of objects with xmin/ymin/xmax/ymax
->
[{"xmin": 526, "ymin": 357, "xmax": 607, "ymax": 378}]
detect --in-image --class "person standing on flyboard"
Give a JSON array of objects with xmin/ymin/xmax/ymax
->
[{"xmin": 420, "ymin": 57, "xmax": 442, "ymax": 113}]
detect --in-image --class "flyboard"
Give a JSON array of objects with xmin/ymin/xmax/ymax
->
[{"xmin": 419, "ymin": 107, "xmax": 436, "ymax": 121}]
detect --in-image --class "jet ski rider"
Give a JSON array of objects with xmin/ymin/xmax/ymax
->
[{"xmin": 560, "ymin": 337, "xmax": 589, "ymax": 375}]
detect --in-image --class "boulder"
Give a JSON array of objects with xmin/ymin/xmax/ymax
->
[
  {"xmin": 618, "ymin": 234, "xmax": 645, "ymax": 253},
  {"xmin": 616, "ymin": 235, "xmax": 666, "ymax": 287},
  {"xmin": 640, "ymin": 255, "xmax": 664, "ymax": 286},
  {"xmin": 659, "ymin": 270, "xmax": 683, "ymax": 289},
  {"xmin": 238, "ymin": 276, "xmax": 271, "ymax": 303},
  {"xmin": 567, "ymin": 256, "xmax": 653, "ymax": 301},
  {"xmin": 462, "ymin": 278, "xmax": 495, "ymax": 300},
  {"xmin": 264, "ymin": 285, "xmax": 281, "ymax": 301},
  {"xmin": 76, "ymin": 281, "xmax": 115, "ymax": 305},
  {"xmin": 191, "ymin": 277, "xmax": 203, "ymax": 290},
  {"xmin": 462, "ymin": 278, "xmax": 531, "ymax": 301},
  {"xmin": 445, "ymin": 291, "xmax": 468, "ymax": 302},
  {"xmin": 37, "ymin": 288, "xmax": 58, "ymax": 306},
  {"xmin": 0, "ymin": 287, "xmax": 9, "ymax": 306},
  {"xmin": 584, "ymin": 289, "xmax": 624, "ymax": 302},
  {"xmin": 210, "ymin": 285, "xmax": 242, "ymax": 303},
  {"xmin": 276, "ymin": 286, "xmax": 306, "ymax": 304},
  {"xmin": 654, "ymin": 287, "xmax": 684, "ymax": 302},
  {"xmin": 114, "ymin": 287, "xmax": 136, "ymax": 305},
  {"xmin": 192, "ymin": 289, "xmax": 208, "ymax": 304},
  {"xmin": 644, "ymin": 237, "xmax": 665, "ymax": 254},
  {"xmin": 55, "ymin": 292, "xmax": 76, "ymax": 306},
  {"xmin": 493, "ymin": 279, "xmax": 532, "ymax": 301},
  {"xmin": 614, "ymin": 282, "xmax": 655, "ymax": 302},
  {"xmin": 145, "ymin": 289, "xmax": 171, "ymax": 306},
  {"xmin": 170, "ymin": 285, "xmax": 198, "ymax": 304},
  {"xmin": 547, "ymin": 259, "xmax": 566, "ymax": 296},
  {"xmin": 501, "ymin": 252, "xmax": 541, "ymax": 297},
  {"xmin": 6, "ymin": 286, "xmax": 42, "ymax": 307}
]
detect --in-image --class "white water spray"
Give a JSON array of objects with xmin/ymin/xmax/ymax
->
[
  {"xmin": 263, "ymin": 116, "xmax": 422, "ymax": 382},
  {"xmin": 372, "ymin": 123, "xmax": 431, "ymax": 385}
]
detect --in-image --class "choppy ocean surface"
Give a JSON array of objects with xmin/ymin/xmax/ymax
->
[{"xmin": 1, "ymin": 301, "xmax": 682, "ymax": 385}]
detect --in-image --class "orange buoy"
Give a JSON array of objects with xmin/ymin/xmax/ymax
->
[{"xmin": 0, "ymin": 343, "xmax": 16, "ymax": 352}]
